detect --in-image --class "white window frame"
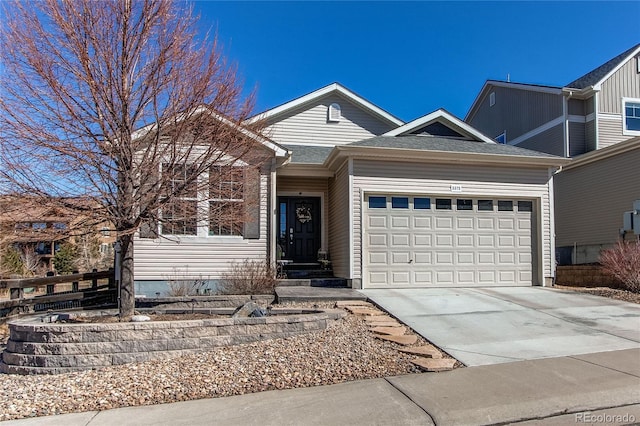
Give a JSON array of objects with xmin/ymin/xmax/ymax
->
[
  {"xmin": 208, "ymin": 165, "xmax": 245, "ymax": 237},
  {"xmin": 160, "ymin": 163, "xmax": 199, "ymax": 236},
  {"xmin": 622, "ymin": 97, "xmax": 640, "ymax": 136}
]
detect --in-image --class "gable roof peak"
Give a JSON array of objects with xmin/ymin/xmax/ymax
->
[
  {"xmin": 566, "ymin": 43, "xmax": 640, "ymax": 90},
  {"xmin": 246, "ymin": 82, "xmax": 404, "ymax": 127}
]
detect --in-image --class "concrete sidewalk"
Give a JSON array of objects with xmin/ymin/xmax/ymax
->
[{"xmin": 4, "ymin": 348, "xmax": 639, "ymax": 426}]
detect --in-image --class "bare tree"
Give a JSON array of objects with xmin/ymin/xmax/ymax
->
[{"xmin": 0, "ymin": 0, "xmax": 267, "ymax": 317}]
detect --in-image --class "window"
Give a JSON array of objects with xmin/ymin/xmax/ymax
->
[
  {"xmin": 436, "ymin": 198, "xmax": 452, "ymax": 210},
  {"xmin": 328, "ymin": 103, "xmax": 341, "ymax": 122},
  {"xmin": 161, "ymin": 163, "xmax": 198, "ymax": 235},
  {"xmin": 623, "ymin": 98, "xmax": 640, "ymax": 135},
  {"xmin": 32, "ymin": 222, "xmax": 46, "ymax": 230},
  {"xmin": 478, "ymin": 200, "xmax": 493, "ymax": 211},
  {"xmin": 392, "ymin": 197, "xmax": 409, "ymax": 209},
  {"xmin": 498, "ymin": 200, "xmax": 513, "ymax": 211},
  {"xmin": 53, "ymin": 222, "xmax": 67, "ymax": 230},
  {"xmin": 518, "ymin": 201, "xmax": 533, "ymax": 212},
  {"xmin": 457, "ymin": 199, "xmax": 472, "ymax": 210},
  {"xmin": 209, "ymin": 166, "xmax": 244, "ymax": 236},
  {"xmin": 495, "ymin": 132, "xmax": 506, "ymax": 144},
  {"xmin": 368, "ymin": 196, "xmax": 386, "ymax": 209},
  {"xmin": 100, "ymin": 227, "xmax": 110, "ymax": 236},
  {"xmin": 489, "ymin": 92, "xmax": 496, "ymax": 107},
  {"xmin": 414, "ymin": 197, "xmax": 431, "ymax": 209}
]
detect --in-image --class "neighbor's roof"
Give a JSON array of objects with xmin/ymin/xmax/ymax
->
[
  {"xmin": 348, "ymin": 135, "xmax": 562, "ymax": 158},
  {"xmin": 285, "ymin": 145, "xmax": 335, "ymax": 164},
  {"xmin": 566, "ymin": 43, "xmax": 640, "ymax": 89}
]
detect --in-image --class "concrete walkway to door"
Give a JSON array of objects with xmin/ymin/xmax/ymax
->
[{"xmin": 361, "ymin": 287, "xmax": 640, "ymax": 366}]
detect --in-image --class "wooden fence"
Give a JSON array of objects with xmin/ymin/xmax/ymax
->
[{"xmin": 0, "ymin": 270, "xmax": 117, "ymax": 317}]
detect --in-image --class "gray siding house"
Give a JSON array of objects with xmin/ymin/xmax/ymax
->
[
  {"xmin": 465, "ymin": 44, "xmax": 640, "ymax": 265},
  {"xmin": 465, "ymin": 43, "xmax": 640, "ymax": 157},
  {"xmin": 134, "ymin": 83, "xmax": 568, "ymax": 294}
]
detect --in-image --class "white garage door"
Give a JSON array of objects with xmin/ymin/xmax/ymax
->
[{"xmin": 364, "ymin": 195, "xmax": 535, "ymax": 288}]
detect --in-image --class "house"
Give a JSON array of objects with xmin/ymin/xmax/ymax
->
[
  {"xmin": 554, "ymin": 137, "xmax": 640, "ymax": 264},
  {"xmin": 465, "ymin": 44, "xmax": 640, "ymax": 265},
  {"xmin": 133, "ymin": 83, "xmax": 568, "ymax": 295},
  {"xmin": 465, "ymin": 43, "xmax": 640, "ymax": 157},
  {"xmin": 0, "ymin": 195, "xmax": 115, "ymax": 276}
]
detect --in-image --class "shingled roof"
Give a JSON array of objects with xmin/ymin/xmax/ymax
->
[
  {"xmin": 566, "ymin": 43, "xmax": 640, "ymax": 89},
  {"xmin": 348, "ymin": 135, "xmax": 561, "ymax": 158}
]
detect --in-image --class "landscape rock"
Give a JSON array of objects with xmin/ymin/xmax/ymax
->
[
  {"xmin": 398, "ymin": 345, "xmax": 443, "ymax": 359},
  {"xmin": 374, "ymin": 334, "xmax": 418, "ymax": 345},
  {"xmin": 130, "ymin": 315, "xmax": 151, "ymax": 322},
  {"xmin": 411, "ymin": 357, "xmax": 457, "ymax": 372},
  {"xmin": 232, "ymin": 302, "xmax": 266, "ymax": 318},
  {"xmin": 370, "ymin": 326, "xmax": 407, "ymax": 336}
]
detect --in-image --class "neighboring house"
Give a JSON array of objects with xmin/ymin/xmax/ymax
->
[
  {"xmin": 465, "ymin": 44, "xmax": 640, "ymax": 265},
  {"xmin": 465, "ymin": 43, "xmax": 640, "ymax": 157},
  {"xmin": 554, "ymin": 137, "xmax": 640, "ymax": 264},
  {"xmin": 0, "ymin": 196, "xmax": 115, "ymax": 275},
  {"xmin": 133, "ymin": 83, "xmax": 568, "ymax": 294}
]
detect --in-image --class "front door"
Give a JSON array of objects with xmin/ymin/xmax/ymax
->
[{"xmin": 278, "ymin": 197, "xmax": 321, "ymax": 263}]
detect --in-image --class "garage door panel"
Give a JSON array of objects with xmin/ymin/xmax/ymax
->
[
  {"xmin": 414, "ymin": 234, "xmax": 432, "ymax": 246},
  {"xmin": 436, "ymin": 234, "xmax": 453, "ymax": 247},
  {"xmin": 392, "ymin": 252, "xmax": 410, "ymax": 264},
  {"xmin": 414, "ymin": 217, "xmax": 432, "ymax": 229},
  {"xmin": 392, "ymin": 216, "xmax": 410, "ymax": 228},
  {"xmin": 368, "ymin": 216, "xmax": 387, "ymax": 228},
  {"xmin": 414, "ymin": 252, "xmax": 432, "ymax": 264},
  {"xmin": 435, "ymin": 217, "xmax": 453, "ymax": 229},
  {"xmin": 391, "ymin": 234, "xmax": 410, "ymax": 246},
  {"xmin": 364, "ymin": 195, "xmax": 534, "ymax": 288},
  {"xmin": 368, "ymin": 233, "xmax": 388, "ymax": 246}
]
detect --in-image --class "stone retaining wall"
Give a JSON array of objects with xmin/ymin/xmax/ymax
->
[
  {"xmin": 555, "ymin": 265, "xmax": 622, "ymax": 288},
  {"xmin": 1, "ymin": 309, "xmax": 343, "ymax": 375}
]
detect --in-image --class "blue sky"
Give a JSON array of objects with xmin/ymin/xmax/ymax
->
[{"xmin": 194, "ymin": 1, "xmax": 639, "ymax": 122}]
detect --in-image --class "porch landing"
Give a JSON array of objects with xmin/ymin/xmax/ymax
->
[{"xmin": 275, "ymin": 286, "xmax": 367, "ymax": 303}]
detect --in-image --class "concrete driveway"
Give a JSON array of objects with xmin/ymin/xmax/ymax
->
[{"xmin": 361, "ymin": 287, "xmax": 640, "ymax": 366}]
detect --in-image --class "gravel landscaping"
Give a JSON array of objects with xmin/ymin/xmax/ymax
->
[
  {"xmin": 0, "ymin": 302, "xmax": 436, "ymax": 421},
  {"xmin": 553, "ymin": 285, "xmax": 640, "ymax": 304}
]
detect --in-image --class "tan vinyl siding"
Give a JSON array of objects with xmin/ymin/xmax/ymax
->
[
  {"xmin": 264, "ymin": 94, "xmax": 396, "ymax": 147},
  {"xmin": 555, "ymin": 145, "xmax": 640, "ymax": 247},
  {"xmin": 352, "ymin": 160, "xmax": 554, "ymax": 282},
  {"xmin": 515, "ymin": 124, "xmax": 564, "ymax": 156},
  {"xmin": 328, "ymin": 163, "xmax": 351, "ymax": 278},
  {"xmin": 468, "ymin": 86, "xmax": 562, "ymax": 141},
  {"xmin": 598, "ymin": 116, "xmax": 629, "ymax": 149},
  {"xmin": 277, "ymin": 176, "xmax": 329, "ymax": 251},
  {"xmin": 134, "ymin": 175, "xmax": 269, "ymax": 280},
  {"xmin": 599, "ymin": 58, "xmax": 640, "ymax": 114},
  {"xmin": 569, "ymin": 122, "xmax": 586, "ymax": 156}
]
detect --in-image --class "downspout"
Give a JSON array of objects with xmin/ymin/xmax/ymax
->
[
  {"xmin": 593, "ymin": 91, "xmax": 600, "ymax": 150},
  {"xmin": 269, "ymin": 157, "xmax": 277, "ymax": 265},
  {"xmin": 563, "ymin": 91, "xmax": 572, "ymax": 158}
]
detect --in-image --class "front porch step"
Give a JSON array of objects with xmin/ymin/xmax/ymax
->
[
  {"xmin": 277, "ymin": 279, "xmax": 311, "ymax": 287},
  {"xmin": 275, "ymin": 286, "xmax": 368, "ymax": 303}
]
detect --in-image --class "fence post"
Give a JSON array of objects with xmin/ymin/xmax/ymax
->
[
  {"xmin": 72, "ymin": 270, "xmax": 79, "ymax": 292},
  {"xmin": 108, "ymin": 268, "xmax": 116, "ymax": 289},
  {"xmin": 92, "ymin": 268, "xmax": 98, "ymax": 289},
  {"xmin": 46, "ymin": 271, "xmax": 55, "ymax": 295}
]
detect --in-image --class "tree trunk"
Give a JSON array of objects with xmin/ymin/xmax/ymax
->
[{"xmin": 119, "ymin": 234, "xmax": 135, "ymax": 318}]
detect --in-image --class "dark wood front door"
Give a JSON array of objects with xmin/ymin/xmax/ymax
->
[{"xmin": 278, "ymin": 197, "xmax": 321, "ymax": 263}]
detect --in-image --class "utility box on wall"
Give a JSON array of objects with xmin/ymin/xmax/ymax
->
[{"xmin": 623, "ymin": 199, "xmax": 640, "ymax": 235}]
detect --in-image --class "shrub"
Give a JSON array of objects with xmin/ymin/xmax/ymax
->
[
  {"xmin": 166, "ymin": 277, "xmax": 207, "ymax": 297},
  {"xmin": 599, "ymin": 240, "xmax": 640, "ymax": 292},
  {"xmin": 53, "ymin": 243, "xmax": 77, "ymax": 274},
  {"xmin": 219, "ymin": 259, "xmax": 279, "ymax": 295},
  {"xmin": 1, "ymin": 247, "xmax": 24, "ymax": 277}
]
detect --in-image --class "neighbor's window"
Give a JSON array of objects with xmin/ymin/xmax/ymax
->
[
  {"xmin": 209, "ymin": 166, "xmax": 244, "ymax": 236},
  {"xmin": 368, "ymin": 196, "xmax": 387, "ymax": 209},
  {"xmin": 495, "ymin": 132, "xmax": 506, "ymax": 144},
  {"xmin": 161, "ymin": 163, "xmax": 198, "ymax": 236},
  {"xmin": 436, "ymin": 199, "xmax": 452, "ymax": 210},
  {"xmin": 623, "ymin": 98, "xmax": 640, "ymax": 135}
]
